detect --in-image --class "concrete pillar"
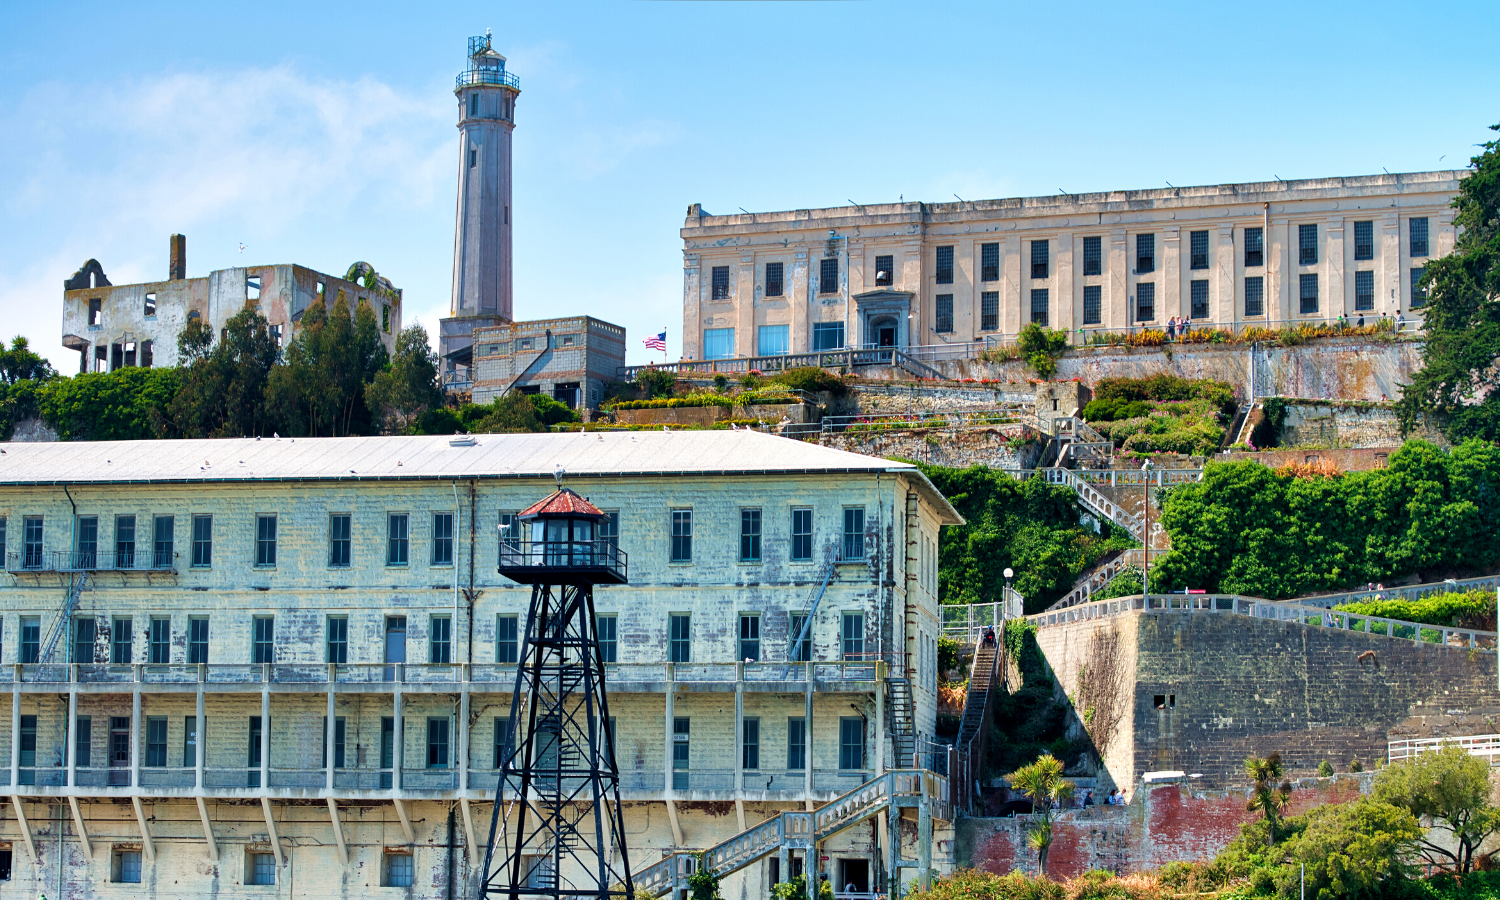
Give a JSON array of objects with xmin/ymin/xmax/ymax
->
[
  {"xmin": 259, "ymin": 685, "xmax": 270, "ymax": 792},
  {"xmin": 917, "ymin": 802, "xmax": 932, "ymax": 891},
  {"xmin": 1162, "ymin": 226, "xmax": 1181, "ymax": 323},
  {"xmin": 664, "ymin": 671, "xmax": 674, "ymax": 797},
  {"xmin": 1108, "ymin": 230, "xmax": 1128, "ymax": 330},
  {"xmin": 325, "ymin": 677, "xmax": 336, "ymax": 790},
  {"xmin": 459, "ymin": 681, "xmax": 470, "ymax": 795},
  {"xmin": 10, "ymin": 671, "xmax": 20, "ymax": 788},
  {"xmin": 393, "ymin": 681, "xmax": 404, "ymax": 792},
  {"xmin": 1381, "ymin": 213, "xmax": 1401, "ymax": 315},
  {"xmin": 66, "ymin": 687, "xmax": 78, "ymax": 787},
  {"xmin": 734, "ymin": 664, "xmax": 744, "ymax": 795},
  {"xmin": 1216, "ymin": 224, "xmax": 1235, "ymax": 329},
  {"xmin": 887, "ymin": 808, "xmax": 901, "ymax": 900},
  {"xmin": 737, "ymin": 254, "xmax": 755, "ymax": 358},
  {"xmin": 803, "ymin": 667, "xmax": 814, "ymax": 807},
  {"xmin": 1327, "ymin": 218, "xmax": 1346, "ymax": 323},
  {"xmin": 195, "ymin": 683, "xmax": 206, "ymax": 789},
  {"xmin": 875, "ymin": 665, "xmax": 885, "ymax": 778},
  {"xmin": 131, "ymin": 679, "xmax": 142, "ymax": 788}
]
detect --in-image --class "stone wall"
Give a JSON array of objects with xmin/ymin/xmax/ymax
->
[
  {"xmin": 614, "ymin": 402, "xmax": 809, "ymax": 427},
  {"xmin": 819, "ymin": 425, "xmax": 1042, "ymax": 470},
  {"xmin": 1277, "ymin": 400, "xmax": 1446, "ymax": 449},
  {"xmin": 1220, "ymin": 447, "xmax": 1405, "ymax": 471},
  {"xmin": 843, "ymin": 383, "xmax": 1033, "ymax": 416}
]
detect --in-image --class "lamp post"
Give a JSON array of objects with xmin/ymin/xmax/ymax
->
[{"xmin": 1141, "ymin": 460, "xmax": 1153, "ymax": 599}]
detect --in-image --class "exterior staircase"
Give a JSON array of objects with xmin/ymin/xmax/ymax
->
[
  {"xmin": 886, "ymin": 677, "xmax": 916, "ymax": 768},
  {"xmin": 951, "ymin": 639, "xmax": 1000, "ymax": 813},
  {"xmin": 1045, "ymin": 548, "xmax": 1146, "ymax": 612},
  {"xmin": 38, "ymin": 571, "xmax": 89, "ymax": 665}
]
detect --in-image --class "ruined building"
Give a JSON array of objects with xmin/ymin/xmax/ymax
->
[
  {"xmin": 60, "ymin": 235, "xmax": 403, "ymax": 373},
  {"xmin": 437, "ymin": 35, "xmax": 625, "ymax": 405},
  {"xmin": 0, "ymin": 430, "xmax": 957, "ymax": 897}
]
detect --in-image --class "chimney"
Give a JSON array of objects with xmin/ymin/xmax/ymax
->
[{"xmin": 169, "ymin": 234, "xmax": 186, "ymax": 280}]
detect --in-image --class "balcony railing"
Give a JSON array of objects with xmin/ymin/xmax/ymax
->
[
  {"xmin": 6, "ymin": 549, "xmax": 176, "ymax": 574},
  {"xmin": 455, "ymin": 69, "xmax": 520, "ymax": 90},
  {"xmin": 497, "ymin": 539, "xmax": 628, "ymax": 584}
]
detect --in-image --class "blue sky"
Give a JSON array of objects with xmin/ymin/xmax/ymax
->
[{"xmin": 2, "ymin": 1, "xmax": 1496, "ymax": 369}]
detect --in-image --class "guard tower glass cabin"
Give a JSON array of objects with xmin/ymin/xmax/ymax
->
[{"xmin": 498, "ymin": 487, "xmax": 627, "ymax": 584}]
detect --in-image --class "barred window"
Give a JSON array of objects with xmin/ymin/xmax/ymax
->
[
  {"xmin": 1354, "ymin": 221, "xmax": 1374, "ymax": 261},
  {"xmin": 1031, "ymin": 240, "xmax": 1049, "ymax": 279},
  {"xmin": 875, "ymin": 255, "xmax": 894, "ymax": 287},
  {"xmin": 980, "ymin": 243, "xmax": 999, "ymax": 282},
  {"xmin": 1298, "ymin": 224, "xmax": 1318, "ymax": 266},
  {"xmin": 711, "ymin": 266, "xmax": 730, "ymax": 300},
  {"xmin": 1136, "ymin": 234, "xmax": 1155, "ymax": 273},
  {"xmin": 1355, "ymin": 271, "xmax": 1374, "ymax": 311},
  {"xmin": 819, "ymin": 257, "xmax": 839, "ymax": 294},
  {"xmin": 1083, "ymin": 285, "xmax": 1102, "ymax": 325},
  {"xmin": 1190, "ymin": 230, "xmax": 1209, "ymax": 270},
  {"xmin": 1411, "ymin": 267, "xmax": 1427, "ymax": 308},
  {"xmin": 980, "ymin": 292, "xmax": 999, "ymax": 331},
  {"xmin": 1299, "ymin": 273, "xmax": 1319, "ymax": 314},
  {"xmin": 765, "ymin": 262, "xmax": 784, "ymax": 297},
  {"xmin": 1136, "ymin": 282, "xmax": 1155, "ymax": 322},
  {"xmin": 1083, "ymin": 236, "xmax": 1102, "ymax": 277},
  {"xmin": 1190, "ymin": 280, "xmax": 1209, "ymax": 320},
  {"xmin": 1410, "ymin": 218, "xmax": 1429, "ymax": 257},
  {"xmin": 935, "ymin": 295, "xmax": 953, "ymax": 333},
  {"xmin": 935, "ymin": 246, "xmax": 954, "ymax": 285},
  {"xmin": 1030, "ymin": 288, "xmax": 1049, "ymax": 327},
  {"xmin": 1245, "ymin": 276, "xmax": 1265, "ymax": 317},
  {"xmin": 1245, "ymin": 227, "xmax": 1264, "ymax": 268}
]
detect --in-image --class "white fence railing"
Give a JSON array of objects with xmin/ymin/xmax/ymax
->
[{"xmin": 1388, "ymin": 735, "xmax": 1500, "ymax": 767}]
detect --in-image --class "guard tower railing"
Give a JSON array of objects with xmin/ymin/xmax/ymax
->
[{"xmin": 496, "ymin": 539, "xmax": 627, "ymax": 584}]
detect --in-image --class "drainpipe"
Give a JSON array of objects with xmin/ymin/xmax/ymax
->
[
  {"xmin": 467, "ymin": 480, "xmax": 477, "ymax": 666},
  {"xmin": 452, "ymin": 480, "xmax": 462, "ymax": 663},
  {"xmin": 446, "ymin": 806, "xmax": 457, "ymax": 900}
]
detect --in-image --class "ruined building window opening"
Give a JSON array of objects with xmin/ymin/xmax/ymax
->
[
  {"xmin": 981, "ymin": 244, "xmax": 999, "ymax": 282},
  {"xmin": 1136, "ymin": 233, "xmax": 1156, "ymax": 274},
  {"xmin": 981, "ymin": 291, "xmax": 1000, "ymax": 331},
  {"xmin": 387, "ymin": 513, "xmax": 410, "ymax": 566},
  {"xmin": 430, "ymin": 614, "xmax": 452, "ymax": 663},
  {"xmin": 669, "ymin": 613, "xmax": 692, "ymax": 663},
  {"xmin": 316, "ymin": 280, "xmax": 325, "ymax": 298},
  {"xmin": 935, "ymin": 294, "xmax": 953, "ymax": 334},
  {"xmin": 73, "ymin": 616, "xmax": 95, "ymax": 665},
  {"xmin": 788, "ymin": 613, "xmax": 810, "ymax": 662},
  {"xmin": 765, "ymin": 261, "xmax": 785, "ymax": 297},
  {"xmin": 144, "ymin": 292, "xmax": 157, "ymax": 317},
  {"xmin": 188, "ymin": 617, "xmax": 209, "ymax": 664},
  {"xmin": 191, "ymin": 514, "xmax": 212, "ymax": 568},
  {"xmin": 94, "ymin": 345, "xmax": 106, "ymax": 372},
  {"xmin": 1153, "ymin": 694, "xmax": 1175, "ymax": 709},
  {"xmin": 1031, "ymin": 240, "xmax": 1050, "ymax": 280},
  {"xmin": 1356, "ymin": 271, "xmax": 1375, "ymax": 311},
  {"xmin": 1245, "ymin": 276, "xmax": 1265, "ymax": 317},
  {"xmin": 1083, "ymin": 236, "xmax": 1103, "ymax": 277},
  {"xmin": 329, "ymin": 513, "xmax": 351, "ymax": 568},
  {"xmin": 672, "ymin": 717, "xmax": 690, "ymax": 789},
  {"xmin": 252, "ymin": 616, "xmax": 275, "ymax": 665},
  {"xmin": 89, "ymin": 298, "xmax": 102, "ymax": 327},
  {"xmin": 877, "ymin": 254, "xmax": 896, "ymax": 287},
  {"xmin": 819, "ymin": 257, "xmax": 839, "ymax": 295},
  {"xmin": 140, "ymin": 340, "xmax": 153, "ymax": 368},
  {"xmin": 1354, "ymin": 220, "xmax": 1375, "ymax": 261},
  {"xmin": 247, "ymin": 274, "xmax": 261, "ymax": 302},
  {"xmin": 1190, "ymin": 280, "xmax": 1209, "ymax": 320},
  {"xmin": 322, "ymin": 717, "xmax": 347, "ymax": 768},
  {"xmin": 791, "ymin": 507, "xmax": 813, "ymax": 562},
  {"xmin": 711, "ymin": 266, "xmax": 731, "ymax": 300},
  {"xmin": 1031, "ymin": 288, "xmax": 1050, "ymax": 327},
  {"xmin": 123, "ymin": 341, "xmax": 136, "ymax": 367},
  {"xmin": 838, "ymin": 716, "xmax": 866, "ymax": 770},
  {"xmin": 739, "ymin": 613, "xmax": 760, "ymax": 662},
  {"xmin": 743, "ymin": 718, "xmax": 760, "ymax": 770},
  {"xmin": 326, "ymin": 616, "xmax": 348, "ymax": 664},
  {"xmin": 111, "ymin": 342, "xmax": 124, "ymax": 370},
  {"xmin": 1190, "ymin": 230, "xmax": 1210, "ymax": 270},
  {"xmin": 670, "ymin": 509, "xmax": 692, "ymax": 563},
  {"xmin": 496, "ymin": 614, "xmax": 519, "ymax": 663},
  {"xmin": 112, "ymin": 616, "xmax": 133, "ymax": 665},
  {"xmin": 149, "ymin": 616, "xmax": 170, "ymax": 664},
  {"xmin": 1084, "ymin": 285, "xmax": 1102, "ymax": 326},
  {"xmin": 740, "ymin": 508, "xmax": 762, "ymax": 562},
  {"xmin": 787, "ymin": 716, "xmax": 806, "ymax": 769},
  {"xmin": 255, "ymin": 514, "xmax": 277, "ymax": 567},
  {"xmin": 597, "ymin": 614, "xmax": 617, "ymax": 662},
  {"xmin": 935, "ymin": 246, "xmax": 954, "ymax": 285}
]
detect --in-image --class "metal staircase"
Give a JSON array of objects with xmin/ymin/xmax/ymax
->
[
  {"xmin": 1044, "ymin": 548, "xmax": 1146, "ymax": 612},
  {"xmin": 886, "ymin": 677, "xmax": 916, "ymax": 768},
  {"xmin": 38, "ymin": 572, "xmax": 89, "ymax": 665}
]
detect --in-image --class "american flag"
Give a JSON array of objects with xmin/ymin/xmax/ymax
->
[{"xmin": 642, "ymin": 330, "xmax": 667, "ymax": 351}]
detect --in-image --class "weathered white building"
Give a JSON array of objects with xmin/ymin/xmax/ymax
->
[
  {"xmin": 679, "ymin": 171, "xmax": 1462, "ymax": 361},
  {"xmin": 0, "ymin": 431, "xmax": 958, "ymax": 897},
  {"xmin": 470, "ymin": 317, "xmax": 625, "ymax": 408},
  {"xmin": 60, "ymin": 236, "xmax": 403, "ymax": 373}
]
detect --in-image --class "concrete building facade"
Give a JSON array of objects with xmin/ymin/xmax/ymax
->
[
  {"xmin": 470, "ymin": 316, "xmax": 626, "ymax": 408},
  {"xmin": 60, "ymin": 237, "xmax": 402, "ymax": 373},
  {"xmin": 0, "ymin": 431, "xmax": 957, "ymax": 898},
  {"xmin": 678, "ymin": 171, "xmax": 1462, "ymax": 361}
]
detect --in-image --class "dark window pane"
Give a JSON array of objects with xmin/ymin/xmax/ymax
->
[
  {"xmin": 1354, "ymin": 221, "xmax": 1374, "ymax": 261},
  {"xmin": 935, "ymin": 295, "xmax": 953, "ymax": 333},
  {"xmin": 1136, "ymin": 234, "xmax": 1155, "ymax": 273},
  {"xmin": 1299, "ymin": 224, "xmax": 1318, "ymax": 266},
  {"xmin": 1135, "ymin": 283, "xmax": 1155, "ymax": 322},
  {"xmin": 1244, "ymin": 227, "xmax": 1264, "ymax": 268},
  {"xmin": 980, "ymin": 244, "xmax": 998, "ymax": 282},
  {"xmin": 935, "ymin": 246, "xmax": 953, "ymax": 284},
  {"xmin": 1030, "ymin": 240, "xmax": 1049, "ymax": 280},
  {"xmin": 1083, "ymin": 285, "xmax": 1102, "ymax": 325},
  {"xmin": 711, "ymin": 266, "xmax": 730, "ymax": 300},
  {"xmin": 980, "ymin": 292, "xmax": 999, "ymax": 331},
  {"xmin": 1082, "ymin": 236, "xmax": 1102, "ymax": 277},
  {"xmin": 765, "ymin": 262, "xmax": 784, "ymax": 297},
  {"xmin": 819, "ymin": 258, "xmax": 839, "ymax": 294},
  {"xmin": 875, "ymin": 255, "xmax": 894, "ymax": 287},
  {"xmin": 1030, "ymin": 288, "xmax": 1049, "ymax": 327},
  {"xmin": 1190, "ymin": 230, "xmax": 1209, "ymax": 270}
]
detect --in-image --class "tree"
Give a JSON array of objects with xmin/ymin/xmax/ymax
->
[
  {"xmin": 1272, "ymin": 799, "xmax": 1420, "ymax": 900},
  {"xmin": 0, "ymin": 336, "xmax": 55, "ymax": 384},
  {"xmin": 1005, "ymin": 753, "xmax": 1074, "ymax": 874},
  {"xmin": 266, "ymin": 297, "xmax": 388, "ymax": 436},
  {"xmin": 1017, "ymin": 324, "xmax": 1069, "ymax": 379},
  {"xmin": 1396, "ymin": 123, "xmax": 1500, "ymax": 442},
  {"xmin": 39, "ymin": 368, "xmax": 181, "ymax": 441},
  {"xmin": 1245, "ymin": 752, "xmax": 1292, "ymax": 847},
  {"xmin": 1373, "ymin": 744, "xmax": 1500, "ymax": 873},
  {"xmin": 365, "ymin": 324, "xmax": 443, "ymax": 434},
  {"xmin": 169, "ymin": 308, "xmax": 281, "ymax": 438}
]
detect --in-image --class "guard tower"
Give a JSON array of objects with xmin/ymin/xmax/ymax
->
[
  {"xmin": 483, "ymin": 480, "xmax": 633, "ymax": 900},
  {"xmin": 441, "ymin": 31, "xmax": 520, "ymax": 388}
]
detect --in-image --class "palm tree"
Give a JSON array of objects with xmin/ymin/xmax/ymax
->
[
  {"xmin": 1245, "ymin": 752, "xmax": 1293, "ymax": 847},
  {"xmin": 1006, "ymin": 754, "xmax": 1075, "ymax": 874}
]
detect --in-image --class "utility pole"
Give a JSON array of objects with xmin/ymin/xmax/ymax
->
[{"xmin": 1141, "ymin": 461, "xmax": 1153, "ymax": 598}]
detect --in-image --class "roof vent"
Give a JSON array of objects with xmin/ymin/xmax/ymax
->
[{"xmin": 449, "ymin": 435, "xmax": 477, "ymax": 447}]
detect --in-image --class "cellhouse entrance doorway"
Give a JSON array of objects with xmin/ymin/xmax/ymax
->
[{"xmin": 838, "ymin": 858, "xmax": 869, "ymax": 894}]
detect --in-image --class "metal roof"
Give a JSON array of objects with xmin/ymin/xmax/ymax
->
[{"xmin": 0, "ymin": 431, "xmax": 963, "ymax": 524}]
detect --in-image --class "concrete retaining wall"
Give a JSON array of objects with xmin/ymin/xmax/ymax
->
[
  {"xmin": 819, "ymin": 425, "xmax": 1042, "ymax": 470},
  {"xmin": 1278, "ymin": 400, "xmax": 1446, "ymax": 449}
]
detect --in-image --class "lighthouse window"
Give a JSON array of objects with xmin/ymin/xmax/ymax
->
[
  {"xmin": 469, "ymin": 94, "xmax": 478, "ymax": 116},
  {"xmin": 469, "ymin": 148, "xmax": 477, "ymax": 169}
]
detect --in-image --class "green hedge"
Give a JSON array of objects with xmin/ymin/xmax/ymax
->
[{"xmin": 1335, "ymin": 589, "xmax": 1495, "ymax": 631}]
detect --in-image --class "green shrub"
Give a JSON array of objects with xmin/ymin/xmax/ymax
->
[
  {"xmin": 1336, "ymin": 589, "xmax": 1496, "ymax": 631},
  {"xmin": 1318, "ymin": 760, "xmax": 1334, "ymax": 777},
  {"xmin": 1082, "ymin": 398, "xmax": 1151, "ymax": 422},
  {"xmin": 770, "ymin": 366, "xmax": 848, "ymax": 396},
  {"xmin": 634, "ymin": 367, "xmax": 678, "ymax": 400}
]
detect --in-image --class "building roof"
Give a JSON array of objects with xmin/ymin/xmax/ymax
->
[
  {"xmin": 519, "ymin": 487, "xmax": 605, "ymax": 520},
  {"xmin": 0, "ymin": 431, "xmax": 963, "ymax": 524}
]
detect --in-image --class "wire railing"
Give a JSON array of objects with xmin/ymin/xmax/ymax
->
[{"xmin": 6, "ymin": 550, "xmax": 176, "ymax": 574}]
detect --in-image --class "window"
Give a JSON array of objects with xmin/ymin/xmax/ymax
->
[
  {"xmin": 115, "ymin": 514, "xmax": 136, "ymax": 568},
  {"xmin": 842, "ymin": 612, "xmax": 865, "ymax": 659},
  {"xmin": 140, "ymin": 339, "xmax": 154, "ymax": 367},
  {"xmin": 739, "ymin": 614, "xmax": 760, "ymax": 662},
  {"xmin": 22, "ymin": 516, "xmax": 43, "ymax": 569},
  {"xmin": 321, "ymin": 717, "xmax": 346, "ymax": 768},
  {"xmin": 1297, "ymin": 224, "xmax": 1318, "ymax": 266},
  {"xmin": 388, "ymin": 514, "xmax": 409, "ymax": 565},
  {"xmin": 935, "ymin": 295, "xmax": 953, "ymax": 333},
  {"xmin": 788, "ymin": 614, "xmax": 810, "ymax": 662},
  {"xmin": 73, "ymin": 617, "xmax": 96, "ymax": 664},
  {"xmin": 149, "ymin": 617, "xmax": 170, "ymax": 664},
  {"xmin": 596, "ymin": 615, "xmax": 617, "ymax": 663},
  {"xmin": 1030, "ymin": 288, "xmax": 1049, "ymax": 326},
  {"xmin": 1083, "ymin": 285, "xmax": 1102, "ymax": 325},
  {"xmin": 819, "ymin": 257, "xmax": 839, "ymax": 294},
  {"xmin": 765, "ymin": 261, "xmax": 784, "ymax": 297},
  {"xmin": 0, "ymin": 516, "xmax": 5, "ymax": 563},
  {"xmin": 791, "ymin": 507, "xmax": 813, "ymax": 562},
  {"xmin": 1245, "ymin": 227, "xmax": 1264, "ymax": 268},
  {"xmin": 935, "ymin": 246, "xmax": 954, "ymax": 284},
  {"xmin": 1136, "ymin": 234, "xmax": 1155, "ymax": 273},
  {"xmin": 1190, "ymin": 280, "xmax": 1209, "ymax": 320},
  {"xmin": 252, "ymin": 616, "xmax": 274, "ymax": 664},
  {"xmin": 114, "ymin": 849, "xmax": 142, "ymax": 884},
  {"xmin": 385, "ymin": 853, "xmax": 414, "ymax": 888},
  {"xmin": 246, "ymin": 275, "xmax": 261, "ymax": 302},
  {"xmin": 670, "ymin": 509, "xmax": 692, "ymax": 562},
  {"xmin": 432, "ymin": 512, "xmax": 454, "ymax": 565},
  {"xmin": 1031, "ymin": 240, "xmax": 1050, "ymax": 279},
  {"xmin": 1411, "ymin": 268, "xmax": 1427, "ymax": 308},
  {"xmin": 19, "ymin": 715, "xmax": 35, "ymax": 779},
  {"xmin": 875, "ymin": 254, "xmax": 895, "ymax": 286},
  {"xmin": 153, "ymin": 515, "xmax": 173, "ymax": 568},
  {"xmin": 89, "ymin": 297, "xmax": 103, "ymax": 326},
  {"xmin": 77, "ymin": 715, "xmax": 92, "ymax": 767},
  {"xmin": 669, "ymin": 614, "xmax": 691, "ymax": 663},
  {"xmin": 112, "ymin": 617, "xmax": 132, "ymax": 664},
  {"xmin": 178, "ymin": 715, "xmax": 196, "ymax": 768},
  {"xmin": 1083, "ymin": 236, "xmax": 1103, "ymax": 277},
  {"xmin": 380, "ymin": 718, "xmax": 394, "ymax": 784},
  {"xmin": 430, "ymin": 615, "xmax": 452, "ymax": 663},
  {"xmin": 1135, "ymin": 283, "xmax": 1155, "ymax": 322},
  {"xmin": 493, "ymin": 717, "xmax": 512, "ymax": 768},
  {"xmin": 249, "ymin": 716, "xmax": 263, "ymax": 785},
  {"xmin": 672, "ymin": 718, "xmax": 690, "ymax": 789},
  {"xmin": 743, "ymin": 718, "xmax": 760, "ymax": 770},
  {"xmin": 1299, "ymin": 273, "xmax": 1319, "ymax": 314},
  {"xmin": 146, "ymin": 716, "xmax": 167, "ymax": 767},
  {"xmin": 496, "ymin": 615, "xmax": 519, "ymax": 663},
  {"xmin": 428, "ymin": 717, "xmax": 450, "ymax": 768},
  {"xmin": 499, "ymin": 511, "xmax": 521, "ymax": 561},
  {"xmin": 191, "ymin": 514, "xmax": 212, "ymax": 567},
  {"xmin": 842, "ymin": 508, "xmax": 865, "ymax": 561},
  {"xmin": 980, "ymin": 292, "xmax": 999, "ymax": 331},
  {"xmin": 468, "ymin": 148, "xmax": 477, "ymax": 168},
  {"xmin": 711, "ymin": 266, "xmax": 730, "ymax": 300},
  {"xmin": 326, "ymin": 616, "xmax": 348, "ymax": 663},
  {"xmin": 811, "ymin": 322, "xmax": 845, "ymax": 350},
  {"xmin": 839, "ymin": 717, "xmax": 866, "ymax": 770},
  {"xmin": 1245, "ymin": 276, "xmax": 1265, "ymax": 317},
  {"xmin": 1410, "ymin": 217, "xmax": 1429, "ymax": 257},
  {"xmin": 20, "ymin": 616, "xmax": 38, "ymax": 663},
  {"xmin": 787, "ymin": 717, "xmax": 806, "ymax": 769},
  {"xmin": 703, "ymin": 327, "xmax": 735, "ymax": 360},
  {"xmin": 469, "ymin": 93, "xmax": 478, "ymax": 116},
  {"xmin": 188, "ymin": 617, "xmax": 209, "ymax": 664},
  {"xmin": 740, "ymin": 508, "xmax": 762, "ymax": 562},
  {"xmin": 255, "ymin": 514, "xmax": 277, "ymax": 567},
  {"xmin": 77, "ymin": 515, "xmax": 98, "ymax": 568},
  {"xmin": 1355, "ymin": 271, "xmax": 1375, "ymax": 311},
  {"xmin": 329, "ymin": 514, "xmax": 351, "ymax": 567},
  {"xmin": 1190, "ymin": 230, "xmax": 1209, "ymax": 270},
  {"xmin": 1354, "ymin": 220, "xmax": 1374, "ymax": 261},
  {"xmin": 980, "ymin": 244, "xmax": 999, "ymax": 282},
  {"xmin": 248, "ymin": 851, "xmax": 276, "ymax": 885}
]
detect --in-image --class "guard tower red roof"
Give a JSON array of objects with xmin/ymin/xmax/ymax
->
[{"xmin": 518, "ymin": 487, "xmax": 605, "ymax": 520}]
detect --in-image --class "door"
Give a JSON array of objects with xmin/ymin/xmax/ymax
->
[
  {"xmin": 837, "ymin": 859, "xmax": 869, "ymax": 894},
  {"xmin": 877, "ymin": 326, "xmax": 896, "ymax": 347},
  {"xmin": 109, "ymin": 716, "xmax": 131, "ymax": 786},
  {"xmin": 384, "ymin": 616, "xmax": 407, "ymax": 681}
]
